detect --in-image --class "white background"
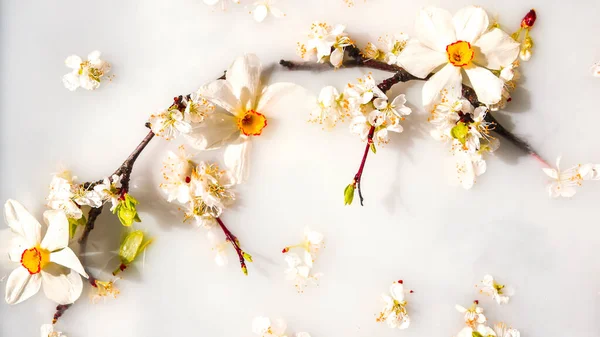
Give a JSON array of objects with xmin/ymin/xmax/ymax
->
[{"xmin": 1, "ymin": 0, "xmax": 600, "ymax": 336}]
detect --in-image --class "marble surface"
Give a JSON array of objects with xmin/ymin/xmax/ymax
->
[{"xmin": 1, "ymin": 0, "xmax": 600, "ymax": 336}]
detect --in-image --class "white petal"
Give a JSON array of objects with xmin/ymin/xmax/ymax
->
[
  {"xmin": 204, "ymin": 0, "xmax": 220, "ymax": 4},
  {"xmin": 252, "ymin": 316, "xmax": 271, "ymax": 335},
  {"xmin": 330, "ymin": 48, "xmax": 344, "ymax": 67},
  {"xmin": 62, "ymin": 72, "xmax": 80, "ymax": 91},
  {"xmin": 269, "ymin": 6, "xmax": 285, "ymax": 18},
  {"xmin": 64, "ymin": 55, "xmax": 82, "ymax": 69},
  {"xmin": 4, "ymin": 200, "xmax": 41, "ymax": 247},
  {"xmin": 256, "ymin": 82, "xmax": 303, "ymax": 113},
  {"xmin": 373, "ymin": 97, "xmax": 388, "ymax": 110},
  {"xmin": 464, "ymin": 65, "xmax": 504, "ymax": 105},
  {"xmin": 197, "ymin": 80, "xmax": 242, "ymax": 116},
  {"xmin": 455, "ymin": 304, "xmax": 467, "ymax": 313},
  {"xmin": 303, "ymin": 250, "xmax": 313, "ymax": 268},
  {"xmin": 542, "ymin": 168, "xmax": 559, "ymax": 180},
  {"xmin": 40, "ymin": 210, "xmax": 68, "ymax": 252},
  {"xmin": 422, "ymin": 63, "xmax": 462, "ymax": 109},
  {"xmin": 415, "ymin": 7, "xmax": 456, "ymax": 52},
  {"xmin": 397, "ymin": 40, "xmax": 447, "ymax": 78},
  {"xmin": 473, "ymin": 28, "xmax": 520, "ymax": 70},
  {"xmin": 87, "ymin": 50, "xmax": 101, "ymax": 62},
  {"xmin": 40, "ymin": 324, "xmax": 54, "ymax": 337},
  {"xmin": 253, "ymin": 5, "xmax": 268, "ymax": 22},
  {"xmin": 226, "ymin": 54, "xmax": 262, "ymax": 110},
  {"xmin": 41, "ymin": 265, "xmax": 83, "ymax": 304},
  {"xmin": 453, "ymin": 6, "xmax": 490, "ymax": 43},
  {"xmin": 184, "ymin": 111, "xmax": 239, "ymax": 150},
  {"xmin": 270, "ymin": 318, "xmax": 287, "ymax": 336},
  {"xmin": 389, "ymin": 283, "xmax": 405, "ymax": 302},
  {"xmin": 49, "ymin": 248, "xmax": 88, "ymax": 278},
  {"xmin": 224, "ymin": 139, "xmax": 251, "ymax": 184},
  {"xmin": 5, "ymin": 267, "xmax": 41, "ymax": 304}
]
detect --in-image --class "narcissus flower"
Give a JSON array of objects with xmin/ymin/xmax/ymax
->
[
  {"xmin": 479, "ymin": 274, "xmax": 510, "ymax": 304},
  {"xmin": 297, "ymin": 22, "xmax": 352, "ymax": 68},
  {"xmin": 252, "ymin": 0, "xmax": 285, "ymax": 23},
  {"xmin": 187, "ymin": 54, "xmax": 301, "ymax": 183},
  {"xmin": 398, "ymin": 6, "xmax": 520, "ymax": 107},
  {"xmin": 4, "ymin": 200, "xmax": 88, "ymax": 305},
  {"xmin": 62, "ymin": 51, "xmax": 111, "ymax": 91},
  {"xmin": 376, "ymin": 280, "xmax": 411, "ymax": 329}
]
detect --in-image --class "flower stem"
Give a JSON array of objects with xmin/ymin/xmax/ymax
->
[
  {"xmin": 352, "ymin": 126, "xmax": 375, "ymax": 206},
  {"xmin": 215, "ymin": 217, "xmax": 249, "ymax": 275},
  {"xmin": 52, "ymin": 304, "xmax": 71, "ymax": 324}
]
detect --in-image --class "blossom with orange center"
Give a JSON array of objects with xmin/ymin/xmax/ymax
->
[
  {"xmin": 237, "ymin": 110, "xmax": 267, "ymax": 136},
  {"xmin": 446, "ymin": 41, "xmax": 474, "ymax": 67}
]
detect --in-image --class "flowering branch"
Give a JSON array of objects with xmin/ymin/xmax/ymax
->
[
  {"xmin": 280, "ymin": 44, "xmax": 547, "ymax": 164},
  {"xmin": 216, "ymin": 217, "xmax": 251, "ymax": 275}
]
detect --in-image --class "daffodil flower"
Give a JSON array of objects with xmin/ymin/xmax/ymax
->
[
  {"xmin": 4, "ymin": 200, "xmax": 88, "ymax": 305},
  {"xmin": 398, "ymin": 6, "xmax": 520, "ymax": 107},
  {"xmin": 186, "ymin": 54, "xmax": 301, "ymax": 184}
]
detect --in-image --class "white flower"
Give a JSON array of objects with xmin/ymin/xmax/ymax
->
[
  {"xmin": 369, "ymin": 95, "xmax": 412, "ymax": 144},
  {"xmin": 47, "ymin": 172, "xmax": 82, "ymax": 219},
  {"xmin": 252, "ymin": 316, "xmax": 288, "ymax": 337},
  {"xmin": 183, "ymin": 93, "xmax": 215, "ymax": 124},
  {"xmin": 457, "ymin": 324, "xmax": 497, "ymax": 337},
  {"xmin": 364, "ymin": 33, "xmax": 409, "ymax": 65},
  {"xmin": 160, "ymin": 146, "xmax": 194, "ymax": 204},
  {"xmin": 429, "ymin": 90, "xmax": 471, "ymax": 141},
  {"xmin": 185, "ymin": 162, "xmax": 235, "ymax": 227},
  {"xmin": 93, "ymin": 174, "xmax": 122, "ymax": 211},
  {"xmin": 310, "ymin": 86, "xmax": 347, "ymax": 128},
  {"xmin": 284, "ymin": 252, "xmax": 321, "ymax": 291},
  {"xmin": 454, "ymin": 150, "xmax": 487, "ymax": 189},
  {"xmin": 479, "ymin": 274, "xmax": 510, "ymax": 304},
  {"xmin": 519, "ymin": 48, "xmax": 531, "ymax": 61},
  {"xmin": 345, "ymin": 73, "xmax": 386, "ymax": 105},
  {"xmin": 377, "ymin": 281, "xmax": 411, "ymax": 329},
  {"xmin": 72, "ymin": 188, "xmax": 103, "ymax": 208},
  {"xmin": 493, "ymin": 323, "xmax": 520, "ymax": 337},
  {"xmin": 541, "ymin": 157, "xmax": 598, "ymax": 198},
  {"xmin": 41, "ymin": 324, "xmax": 66, "ymax": 337},
  {"xmin": 62, "ymin": 51, "xmax": 111, "ymax": 91},
  {"xmin": 592, "ymin": 62, "xmax": 600, "ymax": 77},
  {"xmin": 298, "ymin": 22, "xmax": 351, "ymax": 68},
  {"xmin": 4, "ymin": 200, "xmax": 88, "ymax": 305},
  {"xmin": 455, "ymin": 302, "xmax": 487, "ymax": 327},
  {"xmin": 252, "ymin": 0, "xmax": 285, "ymax": 23},
  {"xmin": 398, "ymin": 6, "xmax": 520, "ymax": 107},
  {"xmin": 148, "ymin": 107, "xmax": 192, "ymax": 140},
  {"xmin": 187, "ymin": 54, "xmax": 301, "ymax": 184},
  {"xmin": 203, "ymin": 0, "xmax": 240, "ymax": 10}
]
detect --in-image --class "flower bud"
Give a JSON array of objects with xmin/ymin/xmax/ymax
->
[
  {"xmin": 344, "ymin": 183, "xmax": 355, "ymax": 205},
  {"xmin": 521, "ymin": 9, "xmax": 537, "ymax": 29},
  {"xmin": 115, "ymin": 230, "xmax": 153, "ymax": 275}
]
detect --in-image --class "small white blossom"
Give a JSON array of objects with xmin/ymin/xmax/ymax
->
[
  {"xmin": 41, "ymin": 324, "xmax": 66, "ymax": 337},
  {"xmin": 368, "ymin": 95, "xmax": 412, "ymax": 144},
  {"xmin": 252, "ymin": 0, "xmax": 285, "ymax": 22},
  {"xmin": 377, "ymin": 280, "xmax": 411, "ymax": 329},
  {"xmin": 310, "ymin": 86, "xmax": 347, "ymax": 128},
  {"xmin": 203, "ymin": 0, "xmax": 240, "ymax": 10},
  {"xmin": 62, "ymin": 51, "xmax": 111, "ymax": 91},
  {"xmin": 160, "ymin": 146, "xmax": 194, "ymax": 204},
  {"xmin": 183, "ymin": 93, "xmax": 214, "ymax": 124},
  {"xmin": 542, "ymin": 157, "xmax": 600, "ymax": 198},
  {"xmin": 455, "ymin": 302, "xmax": 487, "ymax": 327},
  {"xmin": 479, "ymin": 274, "xmax": 510, "ymax": 304},
  {"xmin": 93, "ymin": 174, "xmax": 122, "ymax": 211},
  {"xmin": 47, "ymin": 172, "xmax": 83, "ymax": 219},
  {"xmin": 457, "ymin": 324, "xmax": 496, "ymax": 337},
  {"xmin": 493, "ymin": 322, "xmax": 520, "ymax": 337},
  {"xmin": 284, "ymin": 252, "xmax": 321, "ymax": 292},
  {"xmin": 148, "ymin": 107, "xmax": 192, "ymax": 140},
  {"xmin": 252, "ymin": 316, "xmax": 288, "ymax": 337},
  {"xmin": 298, "ymin": 22, "xmax": 351, "ymax": 68},
  {"xmin": 363, "ymin": 33, "xmax": 409, "ymax": 65},
  {"xmin": 345, "ymin": 73, "xmax": 386, "ymax": 106}
]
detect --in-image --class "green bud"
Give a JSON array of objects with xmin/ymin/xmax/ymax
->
[
  {"xmin": 344, "ymin": 183, "xmax": 355, "ymax": 205},
  {"xmin": 451, "ymin": 122, "xmax": 469, "ymax": 145},
  {"xmin": 242, "ymin": 265, "xmax": 248, "ymax": 276},
  {"xmin": 242, "ymin": 252, "xmax": 253, "ymax": 263},
  {"xmin": 370, "ymin": 142, "xmax": 377, "ymax": 154},
  {"xmin": 113, "ymin": 194, "xmax": 142, "ymax": 227},
  {"xmin": 472, "ymin": 332, "xmax": 484, "ymax": 337},
  {"xmin": 118, "ymin": 230, "xmax": 153, "ymax": 266}
]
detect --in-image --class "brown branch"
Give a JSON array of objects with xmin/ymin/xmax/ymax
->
[
  {"xmin": 52, "ymin": 304, "xmax": 71, "ymax": 324},
  {"xmin": 352, "ymin": 126, "xmax": 375, "ymax": 206},
  {"xmin": 281, "ymin": 44, "xmax": 547, "ymax": 163},
  {"xmin": 216, "ymin": 217, "xmax": 249, "ymax": 275}
]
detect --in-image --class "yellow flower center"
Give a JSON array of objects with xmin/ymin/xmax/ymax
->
[
  {"xmin": 20, "ymin": 246, "xmax": 50, "ymax": 274},
  {"xmin": 237, "ymin": 110, "xmax": 267, "ymax": 136},
  {"xmin": 446, "ymin": 41, "xmax": 474, "ymax": 67}
]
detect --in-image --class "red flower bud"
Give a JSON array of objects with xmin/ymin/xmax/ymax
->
[
  {"xmin": 282, "ymin": 247, "xmax": 289, "ymax": 253},
  {"xmin": 521, "ymin": 9, "xmax": 537, "ymax": 28},
  {"xmin": 398, "ymin": 279, "xmax": 403, "ymax": 284}
]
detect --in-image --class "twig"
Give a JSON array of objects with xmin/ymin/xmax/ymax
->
[
  {"xmin": 215, "ymin": 217, "xmax": 249, "ymax": 275},
  {"xmin": 353, "ymin": 126, "xmax": 375, "ymax": 206},
  {"xmin": 52, "ymin": 304, "xmax": 71, "ymax": 324}
]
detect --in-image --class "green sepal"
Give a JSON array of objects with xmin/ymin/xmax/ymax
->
[
  {"xmin": 242, "ymin": 252, "xmax": 253, "ymax": 263},
  {"xmin": 344, "ymin": 184, "xmax": 355, "ymax": 205},
  {"xmin": 68, "ymin": 216, "xmax": 87, "ymax": 239},
  {"xmin": 472, "ymin": 332, "xmax": 484, "ymax": 337},
  {"xmin": 113, "ymin": 194, "xmax": 142, "ymax": 227},
  {"xmin": 451, "ymin": 122, "xmax": 469, "ymax": 145},
  {"xmin": 118, "ymin": 230, "xmax": 153, "ymax": 265},
  {"xmin": 370, "ymin": 142, "xmax": 377, "ymax": 154}
]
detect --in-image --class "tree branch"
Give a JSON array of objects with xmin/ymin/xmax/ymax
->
[{"xmin": 216, "ymin": 217, "xmax": 249, "ymax": 275}]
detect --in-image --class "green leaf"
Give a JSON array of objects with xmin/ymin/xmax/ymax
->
[
  {"xmin": 451, "ymin": 122, "xmax": 469, "ymax": 145},
  {"xmin": 370, "ymin": 142, "xmax": 377, "ymax": 154},
  {"xmin": 68, "ymin": 216, "xmax": 86, "ymax": 239},
  {"xmin": 344, "ymin": 184, "xmax": 355, "ymax": 205}
]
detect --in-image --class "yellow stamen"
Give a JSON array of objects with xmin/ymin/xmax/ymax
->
[
  {"xmin": 446, "ymin": 41, "xmax": 474, "ymax": 67},
  {"xmin": 237, "ymin": 110, "xmax": 267, "ymax": 136},
  {"xmin": 21, "ymin": 246, "xmax": 50, "ymax": 274}
]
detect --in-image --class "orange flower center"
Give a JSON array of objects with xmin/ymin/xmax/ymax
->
[
  {"xmin": 237, "ymin": 110, "xmax": 267, "ymax": 136},
  {"xmin": 21, "ymin": 246, "xmax": 50, "ymax": 274},
  {"xmin": 446, "ymin": 41, "xmax": 474, "ymax": 67}
]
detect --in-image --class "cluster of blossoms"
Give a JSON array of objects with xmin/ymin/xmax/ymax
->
[
  {"xmin": 363, "ymin": 33, "xmax": 409, "ymax": 66},
  {"xmin": 376, "ymin": 280, "xmax": 412, "ymax": 329},
  {"xmin": 281, "ymin": 228, "xmax": 324, "ymax": 292},
  {"xmin": 202, "ymin": 0, "xmax": 284, "ymax": 23},
  {"xmin": 455, "ymin": 302, "xmax": 520, "ymax": 337},
  {"xmin": 512, "ymin": 10, "xmax": 537, "ymax": 62},
  {"xmin": 297, "ymin": 22, "xmax": 353, "ymax": 68},
  {"xmin": 477, "ymin": 274, "xmax": 512, "ymax": 304},
  {"xmin": 542, "ymin": 157, "xmax": 600, "ymax": 198},
  {"xmin": 148, "ymin": 93, "xmax": 215, "ymax": 141},
  {"xmin": 252, "ymin": 316, "xmax": 311, "ymax": 337},
  {"xmin": 62, "ymin": 51, "xmax": 111, "ymax": 91}
]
